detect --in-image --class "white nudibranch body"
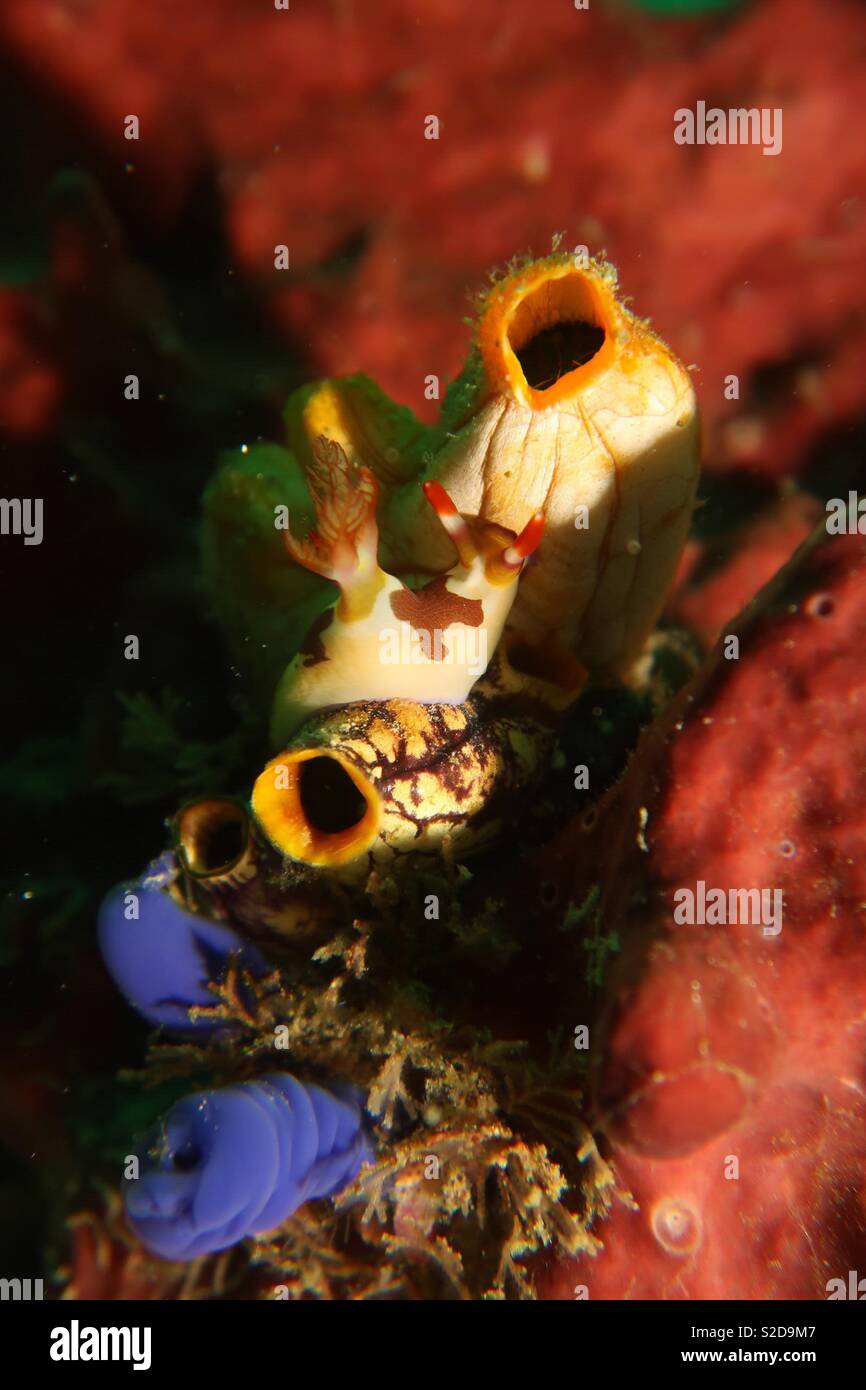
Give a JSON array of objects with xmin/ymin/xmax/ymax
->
[{"xmin": 269, "ymin": 438, "xmax": 543, "ymax": 747}]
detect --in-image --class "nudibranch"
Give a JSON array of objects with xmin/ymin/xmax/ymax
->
[
  {"xmin": 203, "ymin": 249, "xmax": 699, "ymax": 698},
  {"xmin": 269, "ymin": 435, "xmax": 543, "ymax": 746}
]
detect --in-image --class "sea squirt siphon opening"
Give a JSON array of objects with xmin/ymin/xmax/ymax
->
[
  {"xmin": 174, "ymin": 798, "xmax": 250, "ymax": 877},
  {"xmin": 299, "ymin": 755, "xmax": 369, "ymax": 835},
  {"xmin": 252, "ymin": 748, "xmax": 381, "ymax": 868},
  {"xmin": 515, "ymin": 320, "xmax": 606, "ymax": 391},
  {"xmin": 507, "ymin": 270, "xmax": 608, "ymax": 398}
]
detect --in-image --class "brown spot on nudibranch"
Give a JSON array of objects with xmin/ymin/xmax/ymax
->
[
  {"xmin": 298, "ymin": 607, "xmax": 334, "ymax": 667},
  {"xmin": 390, "ymin": 577, "xmax": 483, "ymax": 661}
]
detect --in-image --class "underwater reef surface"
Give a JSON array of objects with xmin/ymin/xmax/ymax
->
[
  {"xmin": 535, "ymin": 525, "xmax": 866, "ymax": 1298},
  {"xmin": 1, "ymin": 0, "xmax": 865, "ymax": 483}
]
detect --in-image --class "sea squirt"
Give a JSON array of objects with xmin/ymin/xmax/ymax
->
[
  {"xmin": 97, "ymin": 852, "xmax": 266, "ymax": 1032},
  {"xmin": 124, "ymin": 1075, "xmax": 373, "ymax": 1260},
  {"xmin": 202, "ymin": 250, "xmax": 700, "ymax": 699}
]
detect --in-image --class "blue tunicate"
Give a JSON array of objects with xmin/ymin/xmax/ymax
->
[
  {"xmin": 123, "ymin": 1074, "xmax": 374, "ymax": 1259},
  {"xmin": 98, "ymin": 852, "xmax": 266, "ymax": 1031}
]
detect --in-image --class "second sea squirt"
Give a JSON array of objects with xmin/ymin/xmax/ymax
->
[{"xmin": 202, "ymin": 249, "xmax": 700, "ymax": 702}]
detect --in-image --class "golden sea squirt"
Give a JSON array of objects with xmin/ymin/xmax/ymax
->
[
  {"xmin": 202, "ymin": 250, "xmax": 700, "ymax": 701},
  {"xmin": 253, "ymin": 689, "xmax": 560, "ymax": 881},
  {"xmin": 379, "ymin": 251, "xmax": 701, "ymax": 681}
]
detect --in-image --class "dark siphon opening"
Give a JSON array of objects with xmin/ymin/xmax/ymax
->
[
  {"xmin": 299, "ymin": 757, "xmax": 368, "ymax": 835},
  {"xmin": 516, "ymin": 320, "xmax": 605, "ymax": 390},
  {"xmin": 182, "ymin": 803, "xmax": 248, "ymax": 874},
  {"xmin": 200, "ymin": 817, "xmax": 245, "ymax": 872},
  {"xmin": 172, "ymin": 1142, "xmax": 202, "ymax": 1173}
]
